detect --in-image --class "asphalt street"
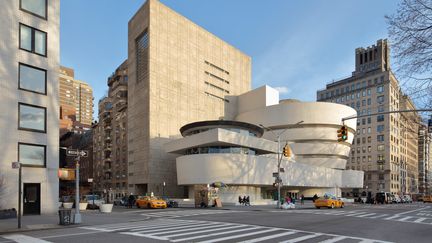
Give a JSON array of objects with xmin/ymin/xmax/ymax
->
[{"xmin": 1, "ymin": 203, "xmax": 431, "ymax": 243}]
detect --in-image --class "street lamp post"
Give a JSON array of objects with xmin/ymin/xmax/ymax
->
[
  {"xmin": 163, "ymin": 181, "xmax": 166, "ymax": 197},
  {"xmin": 260, "ymin": 121, "xmax": 303, "ymax": 209}
]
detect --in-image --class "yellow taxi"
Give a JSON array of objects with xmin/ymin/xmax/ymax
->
[
  {"xmin": 136, "ymin": 196, "xmax": 167, "ymax": 209},
  {"xmin": 423, "ymin": 195, "xmax": 432, "ymax": 203},
  {"xmin": 314, "ymin": 193, "xmax": 344, "ymax": 209}
]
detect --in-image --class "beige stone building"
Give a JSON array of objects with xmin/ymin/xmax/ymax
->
[
  {"xmin": 418, "ymin": 123, "xmax": 432, "ymax": 195},
  {"xmin": 59, "ymin": 66, "xmax": 93, "ymax": 128},
  {"xmin": 317, "ymin": 39, "xmax": 421, "ymax": 197},
  {"xmin": 93, "ymin": 61, "xmax": 128, "ymax": 200},
  {"xmin": 0, "ymin": 0, "xmax": 59, "ymax": 214},
  {"xmin": 127, "ymin": 0, "xmax": 251, "ymax": 197}
]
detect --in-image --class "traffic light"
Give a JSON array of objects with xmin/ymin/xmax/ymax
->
[
  {"xmin": 282, "ymin": 144, "xmax": 291, "ymax": 157},
  {"xmin": 337, "ymin": 125, "xmax": 348, "ymax": 142}
]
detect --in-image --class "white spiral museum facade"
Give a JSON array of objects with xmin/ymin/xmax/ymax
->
[{"xmin": 165, "ymin": 86, "xmax": 364, "ymax": 204}]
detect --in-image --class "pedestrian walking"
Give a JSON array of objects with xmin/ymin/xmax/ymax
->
[
  {"xmin": 128, "ymin": 193, "xmax": 135, "ymax": 208},
  {"xmin": 238, "ymin": 195, "xmax": 243, "ymax": 205},
  {"xmin": 300, "ymin": 194, "xmax": 304, "ymax": 205},
  {"xmin": 245, "ymin": 196, "xmax": 250, "ymax": 206},
  {"xmin": 243, "ymin": 196, "xmax": 247, "ymax": 206}
]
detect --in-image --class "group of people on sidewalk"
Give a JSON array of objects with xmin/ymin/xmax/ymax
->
[
  {"xmin": 238, "ymin": 195, "xmax": 250, "ymax": 206},
  {"xmin": 283, "ymin": 194, "xmax": 305, "ymax": 205}
]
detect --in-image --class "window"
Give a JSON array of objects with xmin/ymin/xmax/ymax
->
[
  {"xmin": 367, "ymin": 89, "xmax": 371, "ymax": 96},
  {"xmin": 379, "ymin": 174, "xmax": 384, "ymax": 180},
  {"xmin": 19, "ymin": 24, "xmax": 47, "ymax": 56},
  {"xmin": 367, "ymin": 136, "xmax": 371, "ymax": 143},
  {"xmin": 378, "ymin": 154, "xmax": 385, "ymax": 161},
  {"xmin": 378, "ymin": 105, "xmax": 385, "ymax": 112},
  {"xmin": 18, "ymin": 103, "xmax": 46, "ymax": 132},
  {"xmin": 367, "ymin": 127, "xmax": 371, "ymax": 134},
  {"xmin": 377, "ymin": 115, "xmax": 384, "ymax": 122},
  {"xmin": 368, "ymin": 146, "xmax": 371, "ymax": 152},
  {"xmin": 377, "ymin": 135, "xmax": 384, "ymax": 142},
  {"xmin": 19, "ymin": 63, "xmax": 46, "ymax": 94},
  {"xmin": 378, "ymin": 145, "xmax": 385, "ymax": 151},
  {"xmin": 20, "ymin": 0, "xmax": 47, "ymax": 19},
  {"xmin": 18, "ymin": 143, "xmax": 46, "ymax": 167},
  {"xmin": 367, "ymin": 117, "xmax": 371, "ymax": 124},
  {"xmin": 377, "ymin": 85, "xmax": 384, "ymax": 93},
  {"xmin": 362, "ymin": 90, "xmax": 366, "ymax": 97},
  {"xmin": 377, "ymin": 95, "xmax": 384, "ymax": 103},
  {"xmin": 377, "ymin": 125, "xmax": 385, "ymax": 133},
  {"xmin": 367, "ymin": 98, "xmax": 371, "ymax": 105},
  {"xmin": 136, "ymin": 29, "xmax": 149, "ymax": 83}
]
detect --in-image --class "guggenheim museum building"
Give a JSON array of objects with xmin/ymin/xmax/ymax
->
[{"xmin": 165, "ymin": 86, "xmax": 364, "ymax": 204}]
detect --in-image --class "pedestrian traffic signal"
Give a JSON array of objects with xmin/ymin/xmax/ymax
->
[
  {"xmin": 282, "ymin": 144, "xmax": 291, "ymax": 157},
  {"xmin": 337, "ymin": 125, "xmax": 348, "ymax": 142}
]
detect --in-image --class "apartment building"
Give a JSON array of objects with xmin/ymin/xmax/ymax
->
[
  {"xmin": 127, "ymin": 0, "xmax": 251, "ymax": 197},
  {"xmin": 93, "ymin": 61, "xmax": 128, "ymax": 200},
  {"xmin": 59, "ymin": 66, "xmax": 93, "ymax": 131},
  {"xmin": 317, "ymin": 39, "xmax": 421, "ymax": 196},
  {"xmin": 419, "ymin": 123, "xmax": 432, "ymax": 194},
  {"xmin": 0, "ymin": 0, "xmax": 59, "ymax": 214}
]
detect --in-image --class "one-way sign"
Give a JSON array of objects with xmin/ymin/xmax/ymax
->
[{"xmin": 66, "ymin": 149, "xmax": 88, "ymax": 157}]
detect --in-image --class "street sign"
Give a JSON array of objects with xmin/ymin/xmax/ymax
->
[
  {"xmin": 11, "ymin": 162, "xmax": 20, "ymax": 169},
  {"xmin": 66, "ymin": 149, "xmax": 88, "ymax": 157},
  {"xmin": 88, "ymin": 178, "xmax": 93, "ymax": 183},
  {"xmin": 78, "ymin": 150, "xmax": 88, "ymax": 157},
  {"xmin": 279, "ymin": 168, "xmax": 285, "ymax": 173},
  {"xmin": 66, "ymin": 149, "xmax": 78, "ymax": 156},
  {"xmin": 273, "ymin": 172, "xmax": 279, "ymax": 178}
]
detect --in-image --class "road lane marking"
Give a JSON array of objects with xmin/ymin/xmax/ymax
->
[
  {"xmin": 356, "ymin": 213, "xmax": 377, "ymax": 217},
  {"xmin": 137, "ymin": 223, "xmax": 232, "ymax": 235},
  {"xmin": 2, "ymin": 234, "xmax": 51, "ymax": 243},
  {"xmin": 279, "ymin": 233, "xmax": 322, "ymax": 243},
  {"xmin": 384, "ymin": 215, "xmax": 400, "ymax": 220},
  {"xmin": 167, "ymin": 226, "xmax": 262, "ymax": 242},
  {"xmin": 195, "ymin": 228, "xmax": 280, "ymax": 243},
  {"xmin": 318, "ymin": 236, "xmax": 348, "ymax": 243},
  {"xmin": 398, "ymin": 216, "xmax": 413, "ymax": 222},
  {"xmin": 394, "ymin": 206, "xmax": 429, "ymax": 216},
  {"xmin": 414, "ymin": 217, "xmax": 427, "ymax": 223},
  {"xmin": 237, "ymin": 231, "xmax": 297, "ymax": 243},
  {"xmin": 158, "ymin": 225, "xmax": 245, "ymax": 238},
  {"xmin": 369, "ymin": 214, "xmax": 389, "ymax": 218}
]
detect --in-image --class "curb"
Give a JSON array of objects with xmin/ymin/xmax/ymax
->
[{"xmin": 0, "ymin": 223, "xmax": 91, "ymax": 235}]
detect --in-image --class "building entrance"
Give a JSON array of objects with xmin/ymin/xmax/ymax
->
[{"xmin": 23, "ymin": 183, "xmax": 40, "ymax": 215}]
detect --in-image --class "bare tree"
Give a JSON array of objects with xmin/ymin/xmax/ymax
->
[{"xmin": 386, "ymin": 0, "xmax": 432, "ymax": 109}]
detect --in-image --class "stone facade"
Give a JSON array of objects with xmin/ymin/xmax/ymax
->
[
  {"xmin": 92, "ymin": 61, "xmax": 128, "ymax": 201},
  {"xmin": 127, "ymin": 0, "xmax": 251, "ymax": 197},
  {"xmin": 0, "ymin": 0, "xmax": 60, "ymax": 214},
  {"xmin": 317, "ymin": 39, "xmax": 421, "ymax": 197}
]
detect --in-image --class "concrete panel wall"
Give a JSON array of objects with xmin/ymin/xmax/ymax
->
[{"xmin": 0, "ymin": 0, "xmax": 60, "ymax": 213}]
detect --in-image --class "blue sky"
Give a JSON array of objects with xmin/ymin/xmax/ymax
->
[{"xmin": 61, "ymin": 0, "xmax": 400, "ymax": 119}]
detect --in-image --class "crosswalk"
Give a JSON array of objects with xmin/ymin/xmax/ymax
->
[
  {"xmin": 141, "ymin": 209, "xmax": 245, "ymax": 218},
  {"xmin": 81, "ymin": 219, "xmax": 392, "ymax": 243},
  {"xmin": 271, "ymin": 209, "xmax": 432, "ymax": 225}
]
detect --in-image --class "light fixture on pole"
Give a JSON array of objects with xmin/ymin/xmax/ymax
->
[
  {"xmin": 163, "ymin": 181, "xmax": 166, "ymax": 197},
  {"xmin": 259, "ymin": 121, "xmax": 303, "ymax": 209}
]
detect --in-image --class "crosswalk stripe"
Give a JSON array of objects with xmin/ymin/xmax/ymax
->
[
  {"xmin": 129, "ymin": 221, "xmax": 206, "ymax": 231},
  {"xmin": 83, "ymin": 221, "xmax": 194, "ymax": 232},
  {"xmin": 318, "ymin": 236, "xmax": 348, "ymax": 243},
  {"xmin": 138, "ymin": 223, "xmax": 232, "ymax": 235},
  {"xmin": 161, "ymin": 225, "xmax": 245, "ymax": 238},
  {"xmin": 344, "ymin": 212, "xmax": 369, "ymax": 217},
  {"xmin": 384, "ymin": 215, "xmax": 400, "ymax": 220},
  {"xmin": 3, "ymin": 234, "xmax": 51, "ymax": 243},
  {"xmin": 356, "ymin": 213, "xmax": 377, "ymax": 218},
  {"xmin": 369, "ymin": 214, "xmax": 388, "ymax": 219},
  {"xmin": 414, "ymin": 217, "xmax": 427, "ymax": 223},
  {"xmin": 398, "ymin": 216, "xmax": 413, "ymax": 222},
  {"xmin": 195, "ymin": 228, "xmax": 280, "ymax": 243},
  {"xmin": 237, "ymin": 231, "xmax": 297, "ymax": 243},
  {"xmin": 279, "ymin": 233, "xmax": 322, "ymax": 243},
  {"xmin": 171, "ymin": 226, "xmax": 261, "ymax": 242}
]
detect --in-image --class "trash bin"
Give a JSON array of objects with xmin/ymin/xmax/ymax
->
[{"xmin": 58, "ymin": 209, "xmax": 74, "ymax": 225}]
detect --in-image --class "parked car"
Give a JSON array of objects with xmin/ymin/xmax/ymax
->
[
  {"xmin": 375, "ymin": 192, "xmax": 391, "ymax": 204},
  {"xmin": 423, "ymin": 195, "xmax": 432, "ymax": 203},
  {"xmin": 314, "ymin": 193, "xmax": 344, "ymax": 209},
  {"xmin": 136, "ymin": 196, "xmax": 167, "ymax": 209},
  {"xmin": 391, "ymin": 194, "xmax": 402, "ymax": 204},
  {"xmin": 85, "ymin": 195, "xmax": 105, "ymax": 209},
  {"xmin": 114, "ymin": 197, "xmax": 127, "ymax": 206},
  {"xmin": 402, "ymin": 195, "xmax": 413, "ymax": 203}
]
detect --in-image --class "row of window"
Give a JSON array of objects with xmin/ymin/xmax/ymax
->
[
  {"xmin": 321, "ymin": 76, "xmax": 385, "ymax": 99},
  {"xmin": 17, "ymin": 0, "xmax": 49, "ymax": 168}
]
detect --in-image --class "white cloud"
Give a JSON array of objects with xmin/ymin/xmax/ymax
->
[{"xmin": 274, "ymin": 86, "xmax": 290, "ymax": 94}]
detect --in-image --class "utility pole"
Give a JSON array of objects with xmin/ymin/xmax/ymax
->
[
  {"xmin": 74, "ymin": 155, "xmax": 81, "ymax": 224},
  {"xmin": 260, "ymin": 121, "xmax": 303, "ymax": 209},
  {"xmin": 18, "ymin": 163, "xmax": 22, "ymax": 229}
]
